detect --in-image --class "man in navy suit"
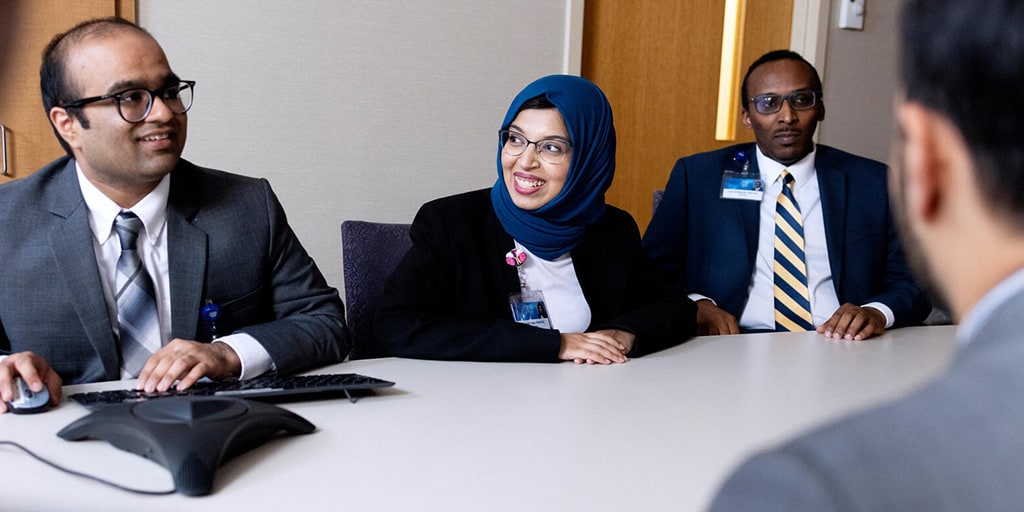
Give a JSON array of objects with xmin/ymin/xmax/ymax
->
[
  {"xmin": 0, "ymin": 18, "xmax": 348, "ymax": 412},
  {"xmin": 643, "ymin": 50, "xmax": 930, "ymax": 339},
  {"xmin": 710, "ymin": 1, "xmax": 1024, "ymax": 508}
]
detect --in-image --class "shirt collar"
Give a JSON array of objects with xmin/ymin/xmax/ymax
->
[
  {"xmin": 76, "ymin": 161, "xmax": 170, "ymax": 246},
  {"xmin": 956, "ymin": 266, "xmax": 1024, "ymax": 346},
  {"xmin": 755, "ymin": 145, "xmax": 817, "ymax": 191}
]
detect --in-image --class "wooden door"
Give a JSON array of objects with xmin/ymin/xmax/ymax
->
[
  {"xmin": 0, "ymin": 0, "xmax": 134, "ymax": 184},
  {"xmin": 582, "ymin": 0, "xmax": 793, "ymax": 230}
]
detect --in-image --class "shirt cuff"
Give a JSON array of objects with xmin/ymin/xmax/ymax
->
[
  {"xmin": 213, "ymin": 333, "xmax": 275, "ymax": 380},
  {"xmin": 862, "ymin": 302, "xmax": 895, "ymax": 328},
  {"xmin": 688, "ymin": 293, "xmax": 714, "ymax": 304}
]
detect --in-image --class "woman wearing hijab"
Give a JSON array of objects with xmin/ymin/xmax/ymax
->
[{"xmin": 374, "ymin": 75, "xmax": 696, "ymax": 363}]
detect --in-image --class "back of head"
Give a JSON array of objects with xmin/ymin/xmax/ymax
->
[{"xmin": 900, "ymin": 0, "xmax": 1024, "ymax": 222}]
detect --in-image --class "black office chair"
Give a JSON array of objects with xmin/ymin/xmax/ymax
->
[{"xmin": 340, "ymin": 220, "xmax": 412, "ymax": 359}]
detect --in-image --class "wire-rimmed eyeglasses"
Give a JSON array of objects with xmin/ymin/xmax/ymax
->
[
  {"xmin": 748, "ymin": 90, "xmax": 820, "ymax": 115},
  {"xmin": 62, "ymin": 80, "xmax": 196, "ymax": 123},
  {"xmin": 499, "ymin": 130, "xmax": 572, "ymax": 164}
]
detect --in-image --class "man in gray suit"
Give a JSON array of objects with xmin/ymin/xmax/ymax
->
[
  {"xmin": 709, "ymin": 0, "xmax": 1024, "ymax": 509},
  {"xmin": 0, "ymin": 18, "xmax": 349, "ymax": 412}
]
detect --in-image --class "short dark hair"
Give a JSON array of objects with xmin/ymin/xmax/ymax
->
[
  {"xmin": 901, "ymin": 0, "xmax": 1024, "ymax": 222},
  {"xmin": 40, "ymin": 17, "xmax": 150, "ymax": 154},
  {"xmin": 740, "ymin": 50, "xmax": 823, "ymax": 112}
]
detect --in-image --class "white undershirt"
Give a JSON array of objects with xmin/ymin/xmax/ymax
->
[
  {"xmin": 76, "ymin": 164, "xmax": 272, "ymax": 379},
  {"xmin": 732, "ymin": 147, "xmax": 893, "ymax": 330},
  {"xmin": 514, "ymin": 241, "xmax": 591, "ymax": 332}
]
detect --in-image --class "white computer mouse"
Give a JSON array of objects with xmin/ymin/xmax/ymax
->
[{"xmin": 6, "ymin": 376, "xmax": 51, "ymax": 414}]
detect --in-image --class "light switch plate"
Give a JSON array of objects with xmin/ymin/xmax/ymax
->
[{"xmin": 839, "ymin": 0, "xmax": 865, "ymax": 30}]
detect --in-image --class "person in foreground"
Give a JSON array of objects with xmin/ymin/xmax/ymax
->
[
  {"xmin": 709, "ymin": 0, "xmax": 1024, "ymax": 509},
  {"xmin": 375, "ymin": 75, "xmax": 695, "ymax": 363},
  {"xmin": 0, "ymin": 18, "xmax": 349, "ymax": 413},
  {"xmin": 643, "ymin": 50, "xmax": 930, "ymax": 339}
]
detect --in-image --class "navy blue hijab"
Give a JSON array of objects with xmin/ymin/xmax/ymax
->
[{"xmin": 490, "ymin": 75, "xmax": 616, "ymax": 260}]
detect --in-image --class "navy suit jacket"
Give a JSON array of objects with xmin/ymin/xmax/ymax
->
[
  {"xmin": 0, "ymin": 157, "xmax": 349, "ymax": 384},
  {"xmin": 374, "ymin": 189, "xmax": 696, "ymax": 362},
  {"xmin": 643, "ymin": 143, "xmax": 930, "ymax": 327}
]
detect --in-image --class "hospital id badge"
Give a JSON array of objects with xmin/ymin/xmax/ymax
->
[
  {"xmin": 720, "ymin": 170, "xmax": 764, "ymax": 201},
  {"xmin": 509, "ymin": 289, "xmax": 552, "ymax": 329}
]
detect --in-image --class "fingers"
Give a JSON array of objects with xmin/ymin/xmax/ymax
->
[
  {"xmin": 592, "ymin": 329, "xmax": 637, "ymax": 354},
  {"xmin": 696, "ymin": 300, "xmax": 740, "ymax": 335},
  {"xmin": 43, "ymin": 370, "xmax": 63, "ymax": 405},
  {"xmin": 820, "ymin": 304, "xmax": 886, "ymax": 341},
  {"xmin": 0, "ymin": 352, "xmax": 62, "ymax": 411},
  {"xmin": 136, "ymin": 339, "xmax": 241, "ymax": 392},
  {"xmin": 559, "ymin": 333, "xmax": 628, "ymax": 364}
]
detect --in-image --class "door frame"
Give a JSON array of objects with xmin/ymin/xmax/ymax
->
[{"xmin": 565, "ymin": 0, "xmax": 829, "ymax": 75}]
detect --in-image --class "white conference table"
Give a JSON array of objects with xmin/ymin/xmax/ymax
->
[{"xmin": 1, "ymin": 326, "xmax": 957, "ymax": 511}]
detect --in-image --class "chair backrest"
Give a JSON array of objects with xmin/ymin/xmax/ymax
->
[{"xmin": 340, "ymin": 220, "xmax": 412, "ymax": 359}]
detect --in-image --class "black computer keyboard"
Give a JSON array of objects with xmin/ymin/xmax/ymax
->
[{"xmin": 68, "ymin": 373, "xmax": 395, "ymax": 409}]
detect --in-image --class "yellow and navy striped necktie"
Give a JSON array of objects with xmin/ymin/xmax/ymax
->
[{"xmin": 773, "ymin": 171, "xmax": 814, "ymax": 331}]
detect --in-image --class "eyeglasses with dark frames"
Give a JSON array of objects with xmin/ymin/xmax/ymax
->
[
  {"xmin": 498, "ymin": 129, "xmax": 572, "ymax": 164},
  {"xmin": 61, "ymin": 80, "xmax": 196, "ymax": 123},
  {"xmin": 748, "ymin": 90, "xmax": 820, "ymax": 115}
]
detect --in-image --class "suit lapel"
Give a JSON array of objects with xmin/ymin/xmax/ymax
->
[
  {"xmin": 166, "ymin": 164, "xmax": 208, "ymax": 341},
  {"xmin": 45, "ymin": 161, "xmax": 120, "ymax": 380},
  {"xmin": 487, "ymin": 205, "xmax": 521, "ymax": 294},
  {"xmin": 816, "ymin": 146, "xmax": 848, "ymax": 293},
  {"xmin": 736, "ymin": 146, "xmax": 761, "ymax": 271}
]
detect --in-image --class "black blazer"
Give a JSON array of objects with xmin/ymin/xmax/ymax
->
[{"xmin": 373, "ymin": 189, "xmax": 696, "ymax": 362}]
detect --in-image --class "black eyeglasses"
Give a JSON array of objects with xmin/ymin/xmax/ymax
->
[
  {"xmin": 62, "ymin": 80, "xmax": 195, "ymax": 123},
  {"xmin": 748, "ymin": 90, "xmax": 820, "ymax": 115},
  {"xmin": 499, "ymin": 130, "xmax": 572, "ymax": 164}
]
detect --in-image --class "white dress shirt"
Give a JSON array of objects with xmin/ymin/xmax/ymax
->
[
  {"xmin": 514, "ymin": 241, "xmax": 591, "ymax": 333},
  {"xmin": 690, "ymin": 147, "xmax": 894, "ymax": 331},
  {"xmin": 77, "ymin": 165, "xmax": 273, "ymax": 379}
]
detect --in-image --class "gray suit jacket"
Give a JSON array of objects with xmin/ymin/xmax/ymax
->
[
  {"xmin": 0, "ymin": 157, "xmax": 349, "ymax": 384},
  {"xmin": 709, "ymin": 289, "xmax": 1024, "ymax": 511}
]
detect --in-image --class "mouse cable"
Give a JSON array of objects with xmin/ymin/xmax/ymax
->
[{"xmin": 0, "ymin": 440, "xmax": 175, "ymax": 495}]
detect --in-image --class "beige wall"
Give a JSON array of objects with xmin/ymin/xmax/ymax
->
[
  {"xmin": 818, "ymin": 0, "xmax": 900, "ymax": 164},
  {"xmin": 137, "ymin": 1, "xmax": 901, "ymax": 295},
  {"xmin": 138, "ymin": 1, "xmax": 579, "ymax": 291}
]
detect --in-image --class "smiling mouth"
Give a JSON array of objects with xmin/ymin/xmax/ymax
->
[
  {"xmin": 514, "ymin": 175, "xmax": 545, "ymax": 190},
  {"xmin": 139, "ymin": 133, "xmax": 171, "ymax": 142}
]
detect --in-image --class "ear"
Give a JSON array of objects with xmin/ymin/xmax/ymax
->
[
  {"xmin": 49, "ymin": 107, "xmax": 81, "ymax": 151},
  {"xmin": 741, "ymin": 109, "xmax": 752, "ymax": 130},
  {"xmin": 816, "ymin": 102, "xmax": 825, "ymax": 122},
  {"xmin": 896, "ymin": 101, "xmax": 953, "ymax": 222}
]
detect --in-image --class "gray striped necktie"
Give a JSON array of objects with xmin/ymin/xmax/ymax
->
[{"xmin": 114, "ymin": 212, "xmax": 161, "ymax": 377}]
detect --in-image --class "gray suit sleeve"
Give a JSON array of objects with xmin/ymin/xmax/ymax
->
[{"xmin": 233, "ymin": 179, "xmax": 350, "ymax": 372}]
